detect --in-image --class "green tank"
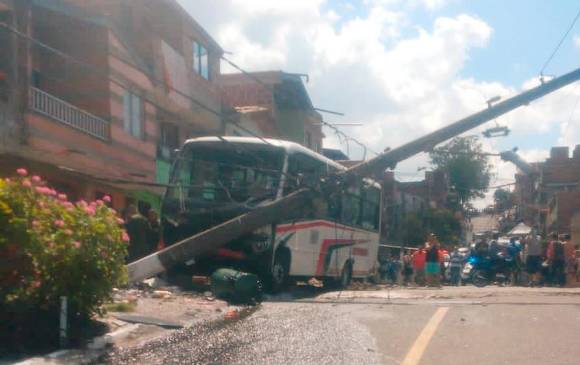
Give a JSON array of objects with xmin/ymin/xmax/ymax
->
[{"xmin": 210, "ymin": 268, "xmax": 263, "ymax": 304}]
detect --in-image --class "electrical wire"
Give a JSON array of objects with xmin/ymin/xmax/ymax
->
[
  {"xmin": 539, "ymin": 7, "xmax": 580, "ymax": 76},
  {"xmin": 222, "ymin": 55, "xmax": 381, "ymax": 159},
  {"xmin": 0, "ymin": 22, "xmax": 324, "ymax": 193},
  {"xmin": 0, "ymin": 22, "xmax": 273, "ymax": 147}
]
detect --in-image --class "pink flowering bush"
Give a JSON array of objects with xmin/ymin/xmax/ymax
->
[{"xmin": 0, "ymin": 169, "xmax": 128, "ymax": 322}]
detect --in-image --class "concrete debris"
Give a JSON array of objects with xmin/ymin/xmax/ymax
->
[
  {"xmin": 142, "ymin": 277, "xmax": 169, "ymax": 289},
  {"xmin": 113, "ymin": 314, "xmax": 183, "ymax": 329},
  {"xmin": 307, "ymin": 278, "xmax": 323, "ymax": 288},
  {"xmin": 152, "ymin": 290, "xmax": 172, "ymax": 299},
  {"xmin": 224, "ymin": 309, "xmax": 239, "ymax": 319}
]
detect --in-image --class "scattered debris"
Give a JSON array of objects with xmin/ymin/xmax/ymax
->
[
  {"xmin": 308, "ymin": 277, "xmax": 323, "ymax": 288},
  {"xmin": 152, "ymin": 290, "xmax": 173, "ymax": 299},
  {"xmin": 224, "ymin": 309, "xmax": 240, "ymax": 319},
  {"xmin": 113, "ymin": 314, "xmax": 184, "ymax": 329},
  {"xmin": 142, "ymin": 277, "xmax": 169, "ymax": 289}
]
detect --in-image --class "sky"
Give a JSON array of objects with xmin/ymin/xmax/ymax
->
[{"xmin": 177, "ymin": 0, "xmax": 580, "ymax": 208}]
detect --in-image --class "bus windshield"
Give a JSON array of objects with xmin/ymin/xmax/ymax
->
[{"xmin": 167, "ymin": 142, "xmax": 285, "ymax": 206}]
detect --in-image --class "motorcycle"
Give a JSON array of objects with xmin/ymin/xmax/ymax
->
[{"xmin": 469, "ymin": 252, "xmax": 516, "ymax": 287}]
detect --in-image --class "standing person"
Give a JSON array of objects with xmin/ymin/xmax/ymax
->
[
  {"xmin": 412, "ymin": 248, "xmax": 426, "ymax": 286},
  {"xmin": 147, "ymin": 209, "xmax": 161, "ymax": 253},
  {"xmin": 547, "ymin": 232, "xmax": 566, "ymax": 287},
  {"xmin": 449, "ymin": 246, "xmax": 463, "ymax": 286},
  {"xmin": 402, "ymin": 250, "xmax": 414, "ymax": 286},
  {"xmin": 562, "ymin": 234, "xmax": 577, "ymax": 287},
  {"xmin": 475, "ymin": 238, "xmax": 489, "ymax": 258},
  {"xmin": 525, "ymin": 229, "xmax": 543, "ymax": 287},
  {"xmin": 425, "ymin": 234, "xmax": 442, "ymax": 288},
  {"xmin": 125, "ymin": 204, "xmax": 150, "ymax": 262},
  {"xmin": 388, "ymin": 253, "xmax": 401, "ymax": 285},
  {"xmin": 378, "ymin": 255, "xmax": 389, "ymax": 283},
  {"xmin": 507, "ymin": 237, "xmax": 523, "ymax": 285}
]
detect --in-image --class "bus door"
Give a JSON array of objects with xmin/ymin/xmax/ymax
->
[{"xmin": 282, "ymin": 152, "xmax": 327, "ymax": 275}]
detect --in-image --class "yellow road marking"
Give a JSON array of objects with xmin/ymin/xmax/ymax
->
[{"xmin": 401, "ymin": 307, "xmax": 449, "ymax": 365}]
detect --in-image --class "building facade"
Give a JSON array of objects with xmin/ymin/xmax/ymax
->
[
  {"xmin": 513, "ymin": 145, "xmax": 580, "ymax": 234},
  {"xmin": 219, "ymin": 71, "xmax": 324, "ymax": 152},
  {"xmin": 0, "ymin": 0, "xmax": 224, "ymax": 213}
]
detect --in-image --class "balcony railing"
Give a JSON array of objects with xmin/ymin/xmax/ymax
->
[{"xmin": 30, "ymin": 87, "xmax": 110, "ymax": 141}]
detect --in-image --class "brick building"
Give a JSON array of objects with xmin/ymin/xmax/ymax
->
[
  {"xmin": 512, "ymin": 145, "xmax": 580, "ymax": 234},
  {"xmin": 0, "ymin": 0, "xmax": 225, "ymax": 212},
  {"xmin": 377, "ymin": 169, "xmax": 451, "ymax": 244},
  {"xmin": 219, "ymin": 71, "xmax": 324, "ymax": 152}
]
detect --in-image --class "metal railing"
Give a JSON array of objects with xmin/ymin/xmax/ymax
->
[{"xmin": 30, "ymin": 87, "xmax": 110, "ymax": 141}]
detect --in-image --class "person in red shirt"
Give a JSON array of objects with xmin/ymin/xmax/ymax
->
[{"xmin": 412, "ymin": 248, "xmax": 426, "ymax": 286}]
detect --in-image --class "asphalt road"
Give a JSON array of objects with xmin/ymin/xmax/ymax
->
[{"xmin": 98, "ymin": 287, "xmax": 580, "ymax": 365}]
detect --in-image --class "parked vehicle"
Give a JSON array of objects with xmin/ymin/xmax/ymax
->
[
  {"xmin": 461, "ymin": 258, "xmax": 474, "ymax": 284},
  {"xmin": 161, "ymin": 137, "xmax": 382, "ymax": 292},
  {"xmin": 470, "ymin": 252, "xmax": 517, "ymax": 287}
]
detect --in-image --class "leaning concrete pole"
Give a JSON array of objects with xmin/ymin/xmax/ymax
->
[
  {"xmin": 128, "ymin": 66, "xmax": 580, "ymax": 282},
  {"xmin": 499, "ymin": 150, "xmax": 537, "ymax": 175}
]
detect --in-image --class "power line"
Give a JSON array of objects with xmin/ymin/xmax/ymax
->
[
  {"xmin": 539, "ymin": 7, "xmax": 580, "ymax": 76},
  {"xmin": 0, "ymin": 21, "xmax": 325, "ymax": 192}
]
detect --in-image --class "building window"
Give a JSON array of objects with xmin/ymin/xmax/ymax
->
[
  {"xmin": 192, "ymin": 41, "xmax": 209, "ymax": 80},
  {"xmin": 123, "ymin": 91, "xmax": 143, "ymax": 138},
  {"xmin": 159, "ymin": 123, "xmax": 179, "ymax": 160}
]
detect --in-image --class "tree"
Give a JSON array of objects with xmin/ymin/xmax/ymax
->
[
  {"xmin": 401, "ymin": 209, "xmax": 462, "ymax": 247},
  {"xmin": 493, "ymin": 188, "xmax": 513, "ymax": 211},
  {"xmin": 430, "ymin": 136, "xmax": 492, "ymax": 207}
]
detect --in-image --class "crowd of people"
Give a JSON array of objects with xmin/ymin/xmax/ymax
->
[
  {"xmin": 378, "ymin": 230, "xmax": 579, "ymax": 288},
  {"xmin": 124, "ymin": 204, "xmax": 161, "ymax": 262}
]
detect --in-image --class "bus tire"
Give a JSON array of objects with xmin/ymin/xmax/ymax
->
[
  {"xmin": 338, "ymin": 261, "xmax": 353, "ymax": 289},
  {"xmin": 268, "ymin": 249, "xmax": 290, "ymax": 293}
]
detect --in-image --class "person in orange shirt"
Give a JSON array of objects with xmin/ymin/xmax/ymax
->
[{"xmin": 412, "ymin": 247, "xmax": 427, "ymax": 286}]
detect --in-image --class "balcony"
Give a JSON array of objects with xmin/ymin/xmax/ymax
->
[{"xmin": 29, "ymin": 87, "xmax": 110, "ymax": 141}]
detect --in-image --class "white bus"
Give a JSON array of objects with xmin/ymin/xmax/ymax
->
[{"xmin": 161, "ymin": 137, "xmax": 381, "ymax": 291}]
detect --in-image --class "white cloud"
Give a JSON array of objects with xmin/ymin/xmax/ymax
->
[
  {"xmin": 574, "ymin": 35, "xmax": 580, "ymax": 48},
  {"xmin": 178, "ymin": 0, "xmax": 579, "ymax": 206}
]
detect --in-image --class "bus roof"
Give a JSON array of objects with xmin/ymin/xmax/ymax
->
[
  {"xmin": 182, "ymin": 136, "xmax": 381, "ymax": 189},
  {"xmin": 183, "ymin": 136, "xmax": 347, "ymax": 171}
]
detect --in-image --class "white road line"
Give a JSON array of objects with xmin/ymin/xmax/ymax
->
[{"xmin": 401, "ymin": 307, "xmax": 449, "ymax": 365}]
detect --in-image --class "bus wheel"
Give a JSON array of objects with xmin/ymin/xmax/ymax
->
[
  {"xmin": 338, "ymin": 262, "xmax": 353, "ymax": 289},
  {"xmin": 268, "ymin": 249, "xmax": 290, "ymax": 293}
]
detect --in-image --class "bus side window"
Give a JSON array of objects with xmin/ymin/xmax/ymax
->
[
  {"xmin": 361, "ymin": 186, "xmax": 380, "ymax": 231},
  {"xmin": 327, "ymin": 192, "xmax": 341, "ymax": 221},
  {"xmin": 341, "ymin": 186, "xmax": 361, "ymax": 227},
  {"xmin": 284, "ymin": 153, "xmax": 326, "ymax": 194}
]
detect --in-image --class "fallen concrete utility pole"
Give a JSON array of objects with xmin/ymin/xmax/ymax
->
[
  {"xmin": 128, "ymin": 66, "xmax": 580, "ymax": 282},
  {"xmin": 128, "ymin": 189, "xmax": 312, "ymax": 282}
]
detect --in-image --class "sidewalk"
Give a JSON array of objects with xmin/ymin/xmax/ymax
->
[
  {"xmin": 314, "ymin": 285, "xmax": 580, "ymax": 302},
  {"xmin": 7, "ymin": 285, "xmax": 239, "ymax": 365}
]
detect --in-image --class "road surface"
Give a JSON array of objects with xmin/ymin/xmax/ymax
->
[{"xmin": 98, "ymin": 287, "xmax": 580, "ymax": 365}]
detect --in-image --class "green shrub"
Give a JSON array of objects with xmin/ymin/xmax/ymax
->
[{"xmin": 0, "ymin": 168, "xmax": 128, "ymax": 320}]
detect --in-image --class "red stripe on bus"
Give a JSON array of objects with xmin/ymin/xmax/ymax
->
[
  {"xmin": 216, "ymin": 248, "xmax": 246, "ymax": 260},
  {"xmin": 315, "ymin": 239, "xmax": 370, "ymax": 276},
  {"xmin": 276, "ymin": 220, "xmax": 358, "ymax": 234},
  {"xmin": 352, "ymin": 248, "xmax": 369, "ymax": 256}
]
